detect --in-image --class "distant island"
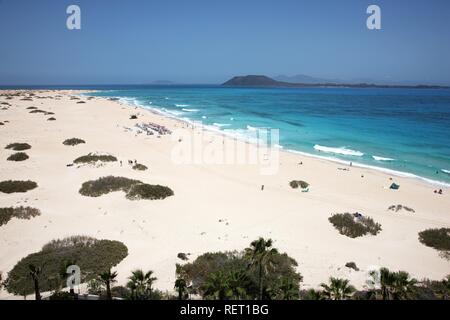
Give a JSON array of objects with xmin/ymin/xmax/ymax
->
[{"xmin": 222, "ymin": 75, "xmax": 449, "ymax": 89}]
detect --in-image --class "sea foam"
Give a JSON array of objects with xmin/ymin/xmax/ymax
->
[
  {"xmin": 373, "ymin": 156, "xmax": 395, "ymax": 161},
  {"xmin": 213, "ymin": 123, "xmax": 231, "ymax": 127},
  {"xmin": 182, "ymin": 108, "xmax": 199, "ymax": 112},
  {"xmin": 314, "ymin": 144, "xmax": 364, "ymax": 157}
]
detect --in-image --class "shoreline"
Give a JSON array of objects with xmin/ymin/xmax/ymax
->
[{"xmin": 91, "ymin": 92, "xmax": 450, "ymax": 189}]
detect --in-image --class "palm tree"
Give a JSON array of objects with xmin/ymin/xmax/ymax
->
[
  {"xmin": 278, "ymin": 277, "xmax": 299, "ymax": 300},
  {"xmin": 174, "ymin": 277, "xmax": 188, "ymax": 300},
  {"xmin": 302, "ymin": 288, "xmax": 323, "ymax": 300},
  {"xmin": 244, "ymin": 237, "xmax": 278, "ymax": 300},
  {"xmin": 379, "ymin": 267, "xmax": 395, "ymax": 300},
  {"xmin": 127, "ymin": 269, "xmax": 157, "ymax": 300},
  {"xmin": 99, "ymin": 269, "xmax": 118, "ymax": 300},
  {"xmin": 320, "ymin": 277, "xmax": 356, "ymax": 300},
  {"xmin": 227, "ymin": 270, "xmax": 250, "ymax": 300},
  {"xmin": 28, "ymin": 264, "xmax": 42, "ymax": 300},
  {"xmin": 201, "ymin": 271, "xmax": 231, "ymax": 300},
  {"xmin": 443, "ymin": 275, "xmax": 450, "ymax": 300},
  {"xmin": 391, "ymin": 271, "xmax": 417, "ymax": 300}
]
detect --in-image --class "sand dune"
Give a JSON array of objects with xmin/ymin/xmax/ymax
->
[{"xmin": 0, "ymin": 90, "xmax": 449, "ymax": 299}]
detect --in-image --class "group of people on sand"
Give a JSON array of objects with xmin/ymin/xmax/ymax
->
[
  {"xmin": 434, "ymin": 189, "xmax": 443, "ymax": 195},
  {"xmin": 119, "ymin": 159, "xmax": 138, "ymax": 167}
]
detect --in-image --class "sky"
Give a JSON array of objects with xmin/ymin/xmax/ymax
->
[{"xmin": 0, "ymin": 0, "xmax": 449, "ymax": 85}]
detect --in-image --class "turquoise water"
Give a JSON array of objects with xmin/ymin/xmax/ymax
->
[{"xmin": 90, "ymin": 86, "xmax": 450, "ymax": 185}]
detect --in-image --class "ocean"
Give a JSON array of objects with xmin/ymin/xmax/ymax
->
[{"xmin": 87, "ymin": 85, "xmax": 450, "ymax": 186}]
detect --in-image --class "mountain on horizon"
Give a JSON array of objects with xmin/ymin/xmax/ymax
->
[
  {"xmin": 274, "ymin": 74, "xmax": 340, "ymax": 84},
  {"xmin": 222, "ymin": 75, "xmax": 449, "ymax": 89},
  {"xmin": 274, "ymin": 74, "xmax": 450, "ymax": 87}
]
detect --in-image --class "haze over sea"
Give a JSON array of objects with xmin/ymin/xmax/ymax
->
[{"xmin": 89, "ymin": 85, "xmax": 450, "ymax": 185}]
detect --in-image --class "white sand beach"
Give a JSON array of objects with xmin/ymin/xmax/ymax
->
[{"xmin": 0, "ymin": 90, "xmax": 449, "ymax": 299}]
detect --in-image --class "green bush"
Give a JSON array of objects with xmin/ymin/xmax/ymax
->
[
  {"xmin": 79, "ymin": 176, "xmax": 174, "ymax": 201},
  {"xmin": 5, "ymin": 143, "xmax": 31, "ymax": 151},
  {"xmin": 111, "ymin": 286, "xmax": 131, "ymax": 299},
  {"xmin": 7, "ymin": 152, "xmax": 29, "ymax": 162},
  {"xmin": 289, "ymin": 180, "xmax": 309, "ymax": 189},
  {"xmin": 126, "ymin": 184, "xmax": 174, "ymax": 200},
  {"xmin": 329, "ymin": 213, "xmax": 382, "ymax": 238},
  {"xmin": 48, "ymin": 291, "xmax": 76, "ymax": 300},
  {"xmin": 0, "ymin": 180, "xmax": 38, "ymax": 194},
  {"xmin": 388, "ymin": 204, "xmax": 415, "ymax": 213},
  {"xmin": 79, "ymin": 176, "xmax": 139, "ymax": 197},
  {"xmin": 74, "ymin": 153, "xmax": 117, "ymax": 164},
  {"xmin": 345, "ymin": 262, "xmax": 359, "ymax": 271},
  {"xmin": 0, "ymin": 207, "xmax": 41, "ymax": 226},
  {"xmin": 63, "ymin": 138, "xmax": 86, "ymax": 146},
  {"xmin": 177, "ymin": 253, "xmax": 189, "ymax": 261},
  {"xmin": 6, "ymin": 235, "xmax": 128, "ymax": 296},
  {"xmin": 418, "ymin": 228, "xmax": 450, "ymax": 252},
  {"xmin": 47, "ymin": 117, "xmax": 56, "ymax": 121},
  {"xmin": 132, "ymin": 163, "xmax": 148, "ymax": 171}
]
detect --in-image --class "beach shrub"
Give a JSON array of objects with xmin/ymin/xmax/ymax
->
[
  {"xmin": 130, "ymin": 115, "xmax": 138, "ymax": 120},
  {"xmin": 329, "ymin": 213, "xmax": 382, "ymax": 238},
  {"xmin": 47, "ymin": 117, "xmax": 56, "ymax": 121},
  {"xmin": 63, "ymin": 138, "xmax": 86, "ymax": 146},
  {"xmin": 74, "ymin": 153, "xmax": 117, "ymax": 164},
  {"xmin": 79, "ymin": 176, "xmax": 139, "ymax": 197},
  {"xmin": 418, "ymin": 228, "xmax": 450, "ymax": 253},
  {"xmin": 7, "ymin": 152, "xmax": 29, "ymax": 162},
  {"xmin": 77, "ymin": 101, "xmax": 86, "ymax": 104},
  {"xmin": 345, "ymin": 262, "xmax": 359, "ymax": 271},
  {"xmin": 388, "ymin": 204, "xmax": 415, "ymax": 213},
  {"xmin": 48, "ymin": 291, "xmax": 76, "ymax": 300},
  {"xmin": 29, "ymin": 109, "xmax": 46, "ymax": 114},
  {"xmin": 111, "ymin": 286, "xmax": 132, "ymax": 299},
  {"xmin": 5, "ymin": 236, "xmax": 128, "ymax": 296},
  {"xmin": 126, "ymin": 184, "xmax": 174, "ymax": 200},
  {"xmin": 79, "ymin": 176, "xmax": 174, "ymax": 201},
  {"xmin": 177, "ymin": 253, "xmax": 189, "ymax": 261},
  {"xmin": 26, "ymin": 106, "xmax": 37, "ymax": 110},
  {"xmin": 0, "ymin": 180, "xmax": 38, "ymax": 194},
  {"xmin": 132, "ymin": 163, "xmax": 148, "ymax": 171},
  {"xmin": 0, "ymin": 122, "xmax": 4, "ymax": 125},
  {"xmin": 0, "ymin": 207, "xmax": 41, "ymax": 227},
  {"xmin": 289, "ymin": 180, "xmax": 309, "ymax": 189},
  {"xmin": 5, "ymin": 143, "xmax": 31, "ymax": 151}
]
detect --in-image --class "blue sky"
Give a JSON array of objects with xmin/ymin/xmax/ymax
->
[{"xmin": 0, "ymin": 0, "xmax": 449, "ymax": 85}]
